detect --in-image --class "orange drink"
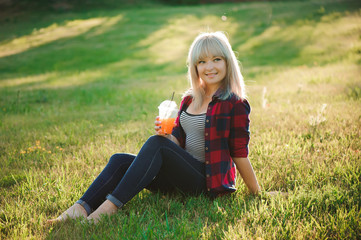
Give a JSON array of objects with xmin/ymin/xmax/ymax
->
[
  {"xmin": 158, "ymin": 99, "xmax": 178, "ymax": 135},
  {"xmin": 159, "ymin": 118, "xmax": 176, "ymax": 135}
]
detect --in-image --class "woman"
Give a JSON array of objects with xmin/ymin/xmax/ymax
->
[{"xmin": 48, "ymin": 31, "xmax": 261, "ymax": 224}]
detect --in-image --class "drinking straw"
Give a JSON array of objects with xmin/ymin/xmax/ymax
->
[
  {"xmin": 170, "ymin": 92, "xmax": 175, "ymax": 102},
  {"xmin": 168, "ymin": 92, "xmax": 175, "ymax": 107}
]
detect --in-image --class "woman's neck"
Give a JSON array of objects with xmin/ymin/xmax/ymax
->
[{"xmin": 204, "ymin": 86, "xmax": 220, "ymax": 98}]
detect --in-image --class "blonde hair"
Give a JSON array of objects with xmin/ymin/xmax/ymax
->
[{"xmin": 185, "ymin": 31, "xmax": 246, "ymax": 109}]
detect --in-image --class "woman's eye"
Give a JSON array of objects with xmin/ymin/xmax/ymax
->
[
  {"xmin": 198, "ymin": 60, "xmax": 205, "ymax": 64},
  {"xmin": 214, "ymin": 58, "xmax": 222, "ymax": 62}
]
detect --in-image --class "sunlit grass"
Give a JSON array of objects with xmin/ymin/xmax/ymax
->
[
  {"xmin": 138, "ymin": 14, "xmax": 239, "ymax": 64},
  {"xmin": 0, "ymin": 0, "xmax": 360, "ymax": 239},
  {"xmin": 0, "ymin": 70, "xmax": 106, "ymax": 89},
  {"xmin": 0, "ymin": 15, "xmax": 124, "ymax": 58},
  {"xmin": 237, "ymin": 9, "xmax": 361, "ymax": 67}
]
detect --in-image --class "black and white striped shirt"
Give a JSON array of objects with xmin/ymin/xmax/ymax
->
[{"xmin": 180, "ymin": 111, "xmax": 206, "ymax": 162}]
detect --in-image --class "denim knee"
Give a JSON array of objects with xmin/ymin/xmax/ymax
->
[{"xmin": 108, "ymin": 153, "xmax": 136, "ymax": 166}]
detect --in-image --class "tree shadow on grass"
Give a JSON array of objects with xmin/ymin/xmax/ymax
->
[
  {"xmin": 228, "ymin": 0, "xmax": 361, "ymax": 76},
  {"xmin": 0, "ymin": 7, "xmax": 188, "ymax": 124},
  {"xmin": 1, "ymin": 0, "xmax": 360, "ymax": 81},
  {"xmin": 0, "ymin": 9, "xmax": 171, "ymax": 77}
]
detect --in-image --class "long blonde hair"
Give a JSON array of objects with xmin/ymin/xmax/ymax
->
[{"xmin": 185, "ymin": 32, "xmax": 246, "ymax": 109}]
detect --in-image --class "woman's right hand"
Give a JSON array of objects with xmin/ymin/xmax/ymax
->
[{"xmin": 154, "ymin": 116, "xmax": 164, "ymax": 135}]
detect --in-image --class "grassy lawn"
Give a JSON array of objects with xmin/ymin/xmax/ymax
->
[{"xmin": 0, "ymin": 0, "xmax": 360, "ymax": 239}]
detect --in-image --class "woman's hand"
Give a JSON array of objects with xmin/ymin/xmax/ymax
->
[
  {"xmin": 154, "ymin": 116, "xmax": 180, "ymax": 146},
  {"xmin": 154, "ymin": 116, "xmax": 166, "ymax": 136}
]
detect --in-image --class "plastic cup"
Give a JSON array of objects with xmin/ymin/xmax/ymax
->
[{"xmin": 158, "ymin": 100, "xmax": 178, "ymax": 135}]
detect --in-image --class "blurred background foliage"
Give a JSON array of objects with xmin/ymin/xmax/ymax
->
[{"xmin": 0, "ymin": 0, "xmax": 298, "ymax": 12}]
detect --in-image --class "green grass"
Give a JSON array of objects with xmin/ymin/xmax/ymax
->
[{"xmin": 1, "ymin": 0, "xmax": 360, "ymax": 239}]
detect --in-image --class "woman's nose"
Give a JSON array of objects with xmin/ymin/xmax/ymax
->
[{"xmin": 205, "ymin": 61, "xmax": 214, "ymax": 70}]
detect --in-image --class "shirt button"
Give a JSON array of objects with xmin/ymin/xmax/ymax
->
[
  {"xmin": 208, "ymin": 107, "xmax": 211, "ymax": 110},
  {"xmin": 205, "ymin": 147, "xmax": 208, "ymax": 151},
  {"xmin": 206, "ymin": 174, "xmax": 210, "ymax": 177},
  {"xmin": 206, "ymin": 161, "xmax": 209, "ymax": 164},
  {"xmin": 205, "ymin": 133, "xmax": 208, "ymax": 136},
  {"xmin": 207, "ymin": 188, "xmax": 210, "ymax": 191},
  {"xmin": 206, "ymin": 120, "xmax": 209, "ymax": 123}
]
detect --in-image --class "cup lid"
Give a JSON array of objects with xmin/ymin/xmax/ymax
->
[{"xmin": 158, "ymin": 100, "xmax": 177, "ymax": 109}]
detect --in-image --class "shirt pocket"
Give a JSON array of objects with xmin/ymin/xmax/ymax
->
[{"xmin": 215, "ymin": 116, "xmax": 231, "ymax": 137}]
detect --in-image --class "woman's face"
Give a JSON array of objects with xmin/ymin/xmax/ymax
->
[{"xmin": 196, "ymin": 55, "xmax": 227, "ymax": 90}]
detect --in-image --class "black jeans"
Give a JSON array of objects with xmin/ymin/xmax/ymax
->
[{"xmin": 76, "ymin": 135, "xmax": 206, "ymax": 214}]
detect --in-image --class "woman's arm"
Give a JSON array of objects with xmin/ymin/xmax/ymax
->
[
  {"xmin": 163, "ymin": 134, "xmax": 180, "ymax": 146},
  {"xmin": 233, "ymin": 157, "xmax": 261, "ymax": 194}
]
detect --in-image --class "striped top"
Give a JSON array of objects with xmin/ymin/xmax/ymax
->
[{"xmin": 180, "ymin": 111, "xmax": 206, "ymax": 162}]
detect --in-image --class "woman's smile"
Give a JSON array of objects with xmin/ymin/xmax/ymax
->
[{"xmin": 206, "ymin": 72, "xmax": 217, "ymax": 77}]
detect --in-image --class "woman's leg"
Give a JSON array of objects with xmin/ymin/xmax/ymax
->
[
  {"xmin": 77, "ymin": 153, "xmax": 135, "ymax": 214},
  {"xmin": 87, "ymin": 135, "xmax": 206, "ymax": 222},
  {"xmin": 145, "ymin": 140, "xmax": 206, "ymax": 194},
  {"xmin": 48, "ymin": 153, "xmax": 135, "ymax": 223}
]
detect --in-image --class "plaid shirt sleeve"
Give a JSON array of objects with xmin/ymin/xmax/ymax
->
[{"xmin": 229, "ymin": 98, "xmax": 251, "ymax": 158}]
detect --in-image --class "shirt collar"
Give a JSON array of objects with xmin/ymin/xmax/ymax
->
[{"xmin": 212, "ymin": 88, "xmax": 223, "ymax": 100}]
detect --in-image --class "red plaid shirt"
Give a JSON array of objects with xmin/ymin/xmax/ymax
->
[{"xmin": 172, "ymin": 90, "xmax": 251, "ymax": 196}]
